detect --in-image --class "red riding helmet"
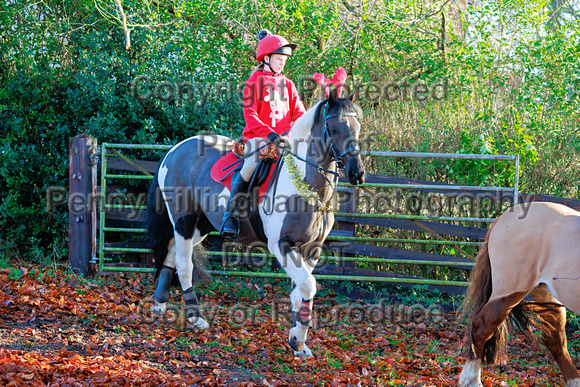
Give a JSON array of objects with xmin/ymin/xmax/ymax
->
[{"xmin": 256, "ymin": 34, "xmax": 297, "ymax": 62}]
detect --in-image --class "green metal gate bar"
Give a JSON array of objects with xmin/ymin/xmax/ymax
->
[
  {"xmin": 101, "ymin": 226, "xmax": 484, "ymax": 246},
  {"xmin": 105, "ymin": 174, "xmax": 153, "ymax": 180},
  {"xmin": 337, "ymin": 181, "xmax": 515, "ymax": 192},
  {"xmin": 100, "ymin": 245, "xmax": 475, "ymax": 268},
  {"xmin": 98, "ymin": 143, "xmax": 108, "ymax": 274},
  {"xmin": 98, "ymin": 266, "xmax": 469, "ymax": 287},
  {"xmin": 334, "ymin": 213, "xmax": 496, "ymax": 222},
  {"xmin": 102, "ymin": 203, "xmax": 497, "ymax": 222}
]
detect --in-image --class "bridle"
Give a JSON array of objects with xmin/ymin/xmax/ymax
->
[
  {"xmin": 262, "ymin": 100, "xmax": 362, "ymax": 214},
  {"xmin": 321, "ymin": 101, "xmax": 360, "ymax": 170},
  {"xmin": 277, "ymin": 100, "xmax": 361, "ymax": 182}
]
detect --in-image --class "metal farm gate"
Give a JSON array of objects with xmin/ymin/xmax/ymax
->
[{"xmin": 68, "ymin": 135, "xmax": 521, "ymax": 293}]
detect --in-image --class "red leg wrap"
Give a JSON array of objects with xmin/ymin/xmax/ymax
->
[{"xmin": 299, "ymin": 299, "xmax": 313, "ymax": 322}]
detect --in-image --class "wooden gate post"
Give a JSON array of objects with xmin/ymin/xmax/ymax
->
[{"xmin": 69, "ymin": 134, "xmax": 97, "ymax": 277}]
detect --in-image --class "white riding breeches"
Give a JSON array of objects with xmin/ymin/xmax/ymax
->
[{"xmin": 239, "ymin": 137, "xmax": 270, "ymax": 182}]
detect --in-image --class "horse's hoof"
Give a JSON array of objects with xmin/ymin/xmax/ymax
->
[
  {"xmin": 458, "ymin": 376, "xmax": 483, "ymax": 387},
  {"xmin": 188, "ymin": 317, "xmax": 210, "ymax": 331},
  {"xmin": 565, "ymin": 378, "xmax": 580, "ymax": 387},
  {"xmin": 458, "ymin": 359, "xmax": 482, "ymax": 387},
  {"xmin": 150, "ymin": 302, "xmax": 167, "ymax": 317},
  {"xmin": 293, "ymin": 344, "xmax": 313, "ymax": 357},
  {"xmin": 288, "ymin": 335, "xmax": 303, "ymax": 352},
  {"xmin": 458, "ymin": 376, "xmax": 483, "ymax": 386}
]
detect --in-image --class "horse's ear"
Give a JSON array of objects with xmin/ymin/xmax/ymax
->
[
  {"xmin": 329, "ymin": 88, "xmax": 337, "ymax": 104},
  {"xmin": 348, "ymin": 93, "xmax": 356, "ymax": 102}
]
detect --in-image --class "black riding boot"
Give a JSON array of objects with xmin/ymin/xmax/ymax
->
[{"xmin": 219, "ymin": 172, "xmax": 250, "ymax": 238}]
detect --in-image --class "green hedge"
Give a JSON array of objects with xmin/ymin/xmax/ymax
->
[
  {"xmin": 0, "ymin": 25, "xmax": 245, "ymax": 261},
  {"xmin": 1, "ymin": 0, "xmax": 578, "ymax": 261}
]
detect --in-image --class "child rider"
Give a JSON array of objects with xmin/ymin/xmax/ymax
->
[{"xmin": 219, "ymin": 29, "xmax": 306, "ymax": 237}]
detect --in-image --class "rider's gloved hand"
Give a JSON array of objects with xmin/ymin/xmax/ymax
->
[{"xmin": 267, "ymin": 132, "xmax": 290, "ymax": 148}]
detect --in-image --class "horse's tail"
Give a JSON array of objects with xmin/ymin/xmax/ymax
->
[
  {"xmin": 461, "ymin": 219, "xmax": 552, "ymax": 365},
  {"xmin": 460, "ymin": 219, "xmax": 510, "ymax": 364},
  {"xmin": 145, "ymin": 173, "xmax": 174, "ymax": 278}
]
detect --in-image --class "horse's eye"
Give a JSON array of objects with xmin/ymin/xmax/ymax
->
[{"xmin": 331, "ymin": 128, "xmax": 338, "ymax": 135}]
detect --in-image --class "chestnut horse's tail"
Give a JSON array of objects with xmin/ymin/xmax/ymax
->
[
  {"xmin": 460, "ymin": 219, "xmax": 510, "ymax": 364},
  {"xmin": 461, "ymin": 219, "xmax": 545, "ymax": 364}
]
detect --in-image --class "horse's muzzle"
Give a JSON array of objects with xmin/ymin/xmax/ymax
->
[{"xmin": 348, "ymin": 170, "xmax": 366, "ymax": 185}]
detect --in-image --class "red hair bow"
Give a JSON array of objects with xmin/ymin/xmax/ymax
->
[
  {"xmin": 330, "ymin": 67, "xmax": 346, "ymax": 98},
  {"xmin": 312, "ymin": 72, "xmax": 330, "ymax": 98},
  {"xmin": 312, "ymin": 67, "xmax": 347, "ymax": 98}
]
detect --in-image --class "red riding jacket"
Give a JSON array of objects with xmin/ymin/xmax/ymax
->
[{"xmin": 241, "ymin": 70, "xmax": 305, "ymax": 142}]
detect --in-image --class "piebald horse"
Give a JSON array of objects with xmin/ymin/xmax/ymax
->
[
  {"xmin": 460, "ymin": 202, "xmax": 580, "ymax": 386},
  {"xmin": 145, "ymin": 91, "xmax": 365, "ymax": 356}
]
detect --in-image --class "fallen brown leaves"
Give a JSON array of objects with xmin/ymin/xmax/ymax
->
[
  {"xmin": 0, "ymin": 347, "xmax": 197, "ymax": 386},
  {"xmin": 0, "ymin": 265, "xmax": 573, "ymax": 386}
]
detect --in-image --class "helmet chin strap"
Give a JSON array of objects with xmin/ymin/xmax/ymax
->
[{"xmin": 262, "ymin": 55, "xmax": 282, "ymax": 75}]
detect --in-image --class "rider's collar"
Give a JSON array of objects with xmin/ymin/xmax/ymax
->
[{"xmin": 261, "ymin": 69, "xmax": 282, "ymax": 76}]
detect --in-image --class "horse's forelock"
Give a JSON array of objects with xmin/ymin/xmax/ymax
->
[
  {"xmin": 291, "ymin": 98, "xmax": 362, "ymax": 141},
  {"xmin": 314, "ymin": 98, "xmax": 362, "ymax": 125}
]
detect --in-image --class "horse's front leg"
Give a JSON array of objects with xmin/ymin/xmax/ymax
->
[
  {"xmin": 273, "ymin": 240, "xmax": 317, "ymax": 357},
  {"xmin": 288, "ymin": 272, "xmax": 316, "ymax": 357}
]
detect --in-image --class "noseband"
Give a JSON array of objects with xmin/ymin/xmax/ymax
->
[{"xmin": 321, "ymin": 102, "xmax": 360, "ymax": 170}]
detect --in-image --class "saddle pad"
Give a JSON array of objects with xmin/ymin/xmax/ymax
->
[{"xmin": 210, "ymin": 151, "xmax": 277, "ymax": 204}]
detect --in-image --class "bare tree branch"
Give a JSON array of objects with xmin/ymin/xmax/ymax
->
[{"xmin": 114, "ymin": 0, "xmax": 130, "ymax": 50}]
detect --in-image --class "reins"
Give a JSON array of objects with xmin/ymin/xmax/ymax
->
[
  {"xmin": 263, "ymin": 142, "xmax": 340, "ymax": 214},
  {"xmin": 223, "ymin": 101, "xmax": 358, "ymax": 179}
]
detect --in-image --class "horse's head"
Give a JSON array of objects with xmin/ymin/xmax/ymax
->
[{"xmin": 317, "ymin": 90, "xmax": 366, "ymax": 185}]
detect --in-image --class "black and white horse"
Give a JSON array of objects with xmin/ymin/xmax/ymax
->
[{"xmin": 145, "ymin": 91, "xmax": 365, "ymax": 356}]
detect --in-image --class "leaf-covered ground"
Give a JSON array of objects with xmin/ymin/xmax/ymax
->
[{"xmin": 0, "ymin": 265, "xmax": 578, "ymax": 386}]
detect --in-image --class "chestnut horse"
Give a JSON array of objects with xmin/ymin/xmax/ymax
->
[{"xmin": 460, "ymin": 202, "xmax": 580, "ymax": 386}]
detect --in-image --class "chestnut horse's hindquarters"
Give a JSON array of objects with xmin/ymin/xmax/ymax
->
[{"xmin": 459, "ymin": 202, "xmax": 580, "ymax": 387}]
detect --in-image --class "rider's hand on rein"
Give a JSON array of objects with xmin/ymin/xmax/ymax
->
[{"xmin": 267, "ymin": 132, "xmax": 290, "ymax": 148}]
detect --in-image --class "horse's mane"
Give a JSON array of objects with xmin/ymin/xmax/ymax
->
[
  {"xmin": 290, "ymin": 97, "xmax": 363, "ymax": 141},
  {"xmin": 289, "ymin": 101, "xmax": 324, "ymax": 141}
]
